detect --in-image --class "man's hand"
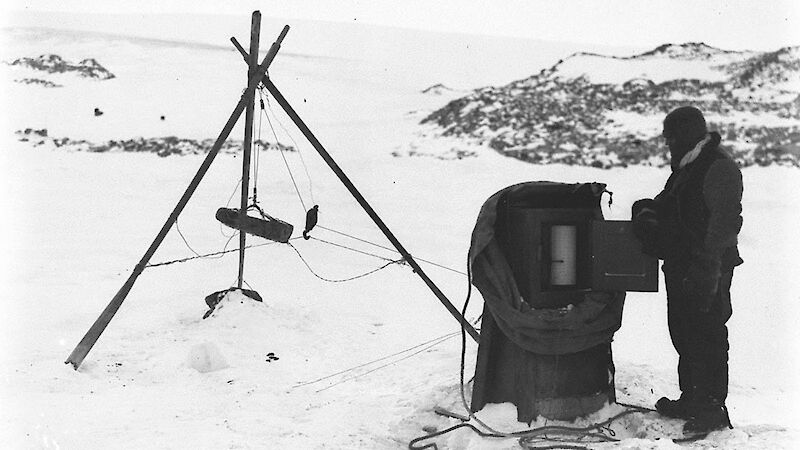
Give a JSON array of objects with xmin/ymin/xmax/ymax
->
[{"xmin": 631, "ymin": 198, "xmax": 661, "ymax": 257}]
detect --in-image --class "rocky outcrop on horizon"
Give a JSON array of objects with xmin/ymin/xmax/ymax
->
[
  {"xmin": 15, "ymin": 128, "xmax": 296, "ymax": 157},
  {"xmin": 8, "ymin": 54, "xmax": 115, "ymax": 80},
  {"xmin": 13, "ymin": 77, "xmax": 62, "ymax": 88},
  {"xmin": 421, "ymin": 83, "xmax": 462, "ymax": 95},
  {"xmin": 421, "ymin": 43, "xmax": 800, "ymax": 168}
]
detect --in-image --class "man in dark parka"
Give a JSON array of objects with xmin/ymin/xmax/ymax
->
[{"xmin": 632, "ymin": 106, "xmax": 743, "ymax": 435}]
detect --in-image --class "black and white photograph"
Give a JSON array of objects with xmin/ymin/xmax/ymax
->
[{"xmin": 1, "ymin": 1, "xmax": 798, "ymax": 448}]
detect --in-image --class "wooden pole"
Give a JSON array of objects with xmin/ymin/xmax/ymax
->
[
  {"xmin": 65, "ymin": 24, "xmax": 290, "ymax": 370},
  {"xmin": 238, "ymin": 11, "xmax": 261, "ymax": 288},
  {"xmin": 262, "ymin": 79, "xmax": 480, "ymax": 343}
]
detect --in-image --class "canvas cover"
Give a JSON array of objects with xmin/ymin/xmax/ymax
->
[{"xmin": 469, "ymin": 182, "xmax": 625, "ymax": 355}]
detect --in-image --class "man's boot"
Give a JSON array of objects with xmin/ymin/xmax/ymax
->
[
  {"xmin": 655, "ymin": 393, "xmax": 693, "ymax": 419},
  {"xmin": 683, "ymin": 398, "xmax": 733, "ymax": 436}
]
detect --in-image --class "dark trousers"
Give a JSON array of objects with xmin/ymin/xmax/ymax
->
[{"xmin": 664, "ymin": 266, "xmax": 733, "ymax": 403}]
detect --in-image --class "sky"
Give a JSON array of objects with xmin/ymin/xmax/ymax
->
[{"xmin": 4, "ymin": 0, "xmax": 799, "ymax": 51}]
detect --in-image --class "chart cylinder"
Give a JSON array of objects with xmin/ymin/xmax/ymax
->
[{"xmin": 550, "ymin": 225, "xmax": 577, "ymax": 286}]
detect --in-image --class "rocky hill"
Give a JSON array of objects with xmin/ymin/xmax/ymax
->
[
  {"xmin": 421, "ymin": 43, "xmax": 800, "ymax": 168},
  {"xmin": 7, "ymin": 54, "xmax": 115, "ymax": 83},
  {"xmin": 15, "ymin": 128, "xmax": 295, "ymax": 157}
]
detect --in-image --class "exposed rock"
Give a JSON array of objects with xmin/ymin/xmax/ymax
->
[
  {"xmin": 8, "ymin": 54, "xmax": 115, "ymax": 80},
  {"xmin": 638, "ymin": 42, "xmax": 736, "ymax": 60},
  {"xmin": 14, "ymin": 78, "xmax": 62, "ymax": 88},
  {"xmin": 421, "ymin": 43, "xmax": 800, "ymax": 168},
  {"xmin": 14, "ymin": 129, "xmax": 296, "ymax": 157},
  {"xmin": 422, "ymin": 83, "xmax": 457, "ymax": 95}
]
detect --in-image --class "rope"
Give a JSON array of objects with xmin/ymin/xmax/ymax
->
[
  {"xmin": 175, "ymin": 218, "xmax": 204, "ymax": 258},
  {"xmin": 287, "ymin": 242, "xmax": 402, "ymax": 283},
  {"xmin": 408, "ymin": 423, "xmax": 503, "ymax": 450},
  {"xmin": 262, "ymin": 88, "xmax": 316, "ymax": 204},
  {"xmin": 457, "ymin": 255, "xmax": 610, "ymax": 443},
  {"xmin": 293, "ymin": 331, "xmax": 461, "ymax": 389},
  {"xmin": 409, "ymin": 257, "xmax": 466, "ymax": 277},
  {"xmin": 226, "ymin": 178, "xmax": 243, "ymax": 207},
  {"xmin": 146, "ymin": 237, "xmax": 298, "ymax": 268},
  {"xmin": 407, "ymin": 251, "xmax": 649, "ymax": 450},
  {"xmin": 457, "ymin": 253, "xmax": 499, "ymax": 433},
  {"xmin": 317, "ymin": 225, "xmax": 398, "ymax": 253},
  {"xmin": 261, "ymin": 87, "xmax": 307, "ymax": 213},
  {"xmin": 220, "ymin": 178, "xmax": 243, "ymax": 238},
  {"xmin": 256, "ymin": 87, "xmax": 466, "ymax": 278},
  {"xmin": 172, "ymin": 216, "xmax": 238, "ymax": 265},
  {"xmin": 309, "ymin": 236, "xmax": 397, "ymax": 262},
  {"xmin": 151, "ymin": 220, "xmax": 419, "ymax": 279},
  {"xmin": 317, "ymin": 225, "xmax": 467, "ymax": 276},
  {"xmin": 253, "ymin": 91, "xmax": 264, "ymax": 205},
  {"xmin": 243, "ymin": 278, "xmax": 256, "ymax": 291},
  {"xmin": 312, "ymin": 332, "xmax": 461, "ymax": 393}
]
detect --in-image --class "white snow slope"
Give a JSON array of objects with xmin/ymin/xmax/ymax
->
[{"xmin": 1, "ymin": 11, "xmax": 799, "ymax": 450}]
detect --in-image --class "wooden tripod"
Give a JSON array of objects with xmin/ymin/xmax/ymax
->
[
  {"xmin": 65, "ymin": 13, "xmax": 285, "ymax": 369},
  {"xmin": 66, "ymin": 11, "xmax": 477, "ymax": 371}
]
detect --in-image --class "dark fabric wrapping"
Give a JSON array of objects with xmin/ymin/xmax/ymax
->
[{"xmin": 469, "ymin": 182, "xmax": 625, "ymax": 355}]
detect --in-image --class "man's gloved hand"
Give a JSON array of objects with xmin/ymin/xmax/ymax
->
[
  {"xmin": 631, "ymin": 199, "xmax": 661, "ymax": 257},
  {"xmin": 683, "ymin": 254, "xmax": 722, "ymax": 313}
]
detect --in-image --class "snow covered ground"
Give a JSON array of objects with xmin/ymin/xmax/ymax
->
[{"xmin": 1, "ymin": 11, "xmax": 799, "ymax": 450}]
